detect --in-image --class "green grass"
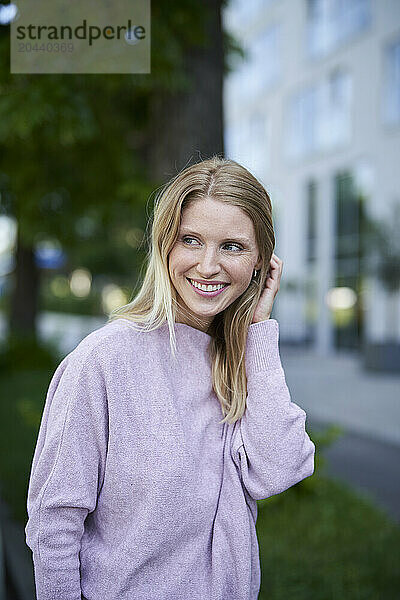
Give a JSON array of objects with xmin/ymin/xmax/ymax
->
[
  {"xmin": 0, "ymin": 370, "xmax": 52, "ymax": 517},
  {"xmin": 0, "ymin": 368, "xmax": 399, "ymax": 599},
  {"xmin": 257, "ymin": 476, "xmax": 400, "ymax": 599}
]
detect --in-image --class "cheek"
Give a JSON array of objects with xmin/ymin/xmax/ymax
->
[
  {"xmin": 229, "ymin": 258, "xmax": 254, "ymax": 281},
  {"xmin": 168, "ymin": 247, "xmax": 190, "ymax": 275}
]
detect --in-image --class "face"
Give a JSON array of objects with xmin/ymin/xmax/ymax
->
[{"xmin": 168, "ymin": 197, "xmax": 262, "ymax": 332}]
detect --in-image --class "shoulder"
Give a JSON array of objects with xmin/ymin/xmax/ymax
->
[
  {"xmin": 62, "ymin": 318, "xmax": 145, "ymax": 371},
  {"xmin": 44, "ymin": 319, "xmax": 154, "ymax": 405}
]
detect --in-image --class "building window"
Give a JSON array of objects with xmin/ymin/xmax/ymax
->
[
  {"xmin": 285, "ymin": 69, "xmax": 352, "ymax": 160},
  {"xmin": 335, "ymin": 172, "xmax": 361, "ymax": 268},
  {"xmin": 306, "ymin": 180, "xmax": 317, "ymax": 262},
  {"xmin": 304, "ymin": 180, "xmax": 318, "ymax": 343},
  {"xmin": 225, "ymin": 22, "xmax": 281, "ymax": 108},
  {"xmin": 247, "ymin": 25, "xmax": 280, "ymax": 95},
  {"xmin": 225, "ymin": 111, "xmax": 270, "ymax": 179},
  {"xmin": 306, "ymin": 0, "xmax": 371, "ymax": 59},
  {"xmin": 224, "ymin": 0, "xmax": 276, "ymax": 32},
  {"xmin": 334, "ymin": 170, "xmax": 366, "ymax": 349},
  {"xmin": 286, "ymin": 85, "xmax": 317, "ymax": 158},
  {"xmin": 382, "ymin": 37, "xmax": 400, "ymax": 126}
]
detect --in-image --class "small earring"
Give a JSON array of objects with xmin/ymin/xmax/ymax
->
[{"xmin": 253, "ymin": 269, "xmax": 258, "ymax": 278}]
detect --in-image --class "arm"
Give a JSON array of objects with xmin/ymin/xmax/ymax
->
[
  {"xmin": 231, "ymin": 319, "xmax": 315, "ymax": 501},
  {"xmin": 25, "ymin": 345, "xmax": 109, "ymax": 600}
]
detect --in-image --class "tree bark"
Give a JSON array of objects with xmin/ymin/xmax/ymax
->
[
  {"xmin": 147, "ymin": 0, "xmax": 224, "ymax": 181},
  {"xmin": 6, "ymin": 1, "xmax": 225, "ymax": 342},
  {"xmin": 9, "ymin": 228, "xmax": 40, "ymax": 339}
]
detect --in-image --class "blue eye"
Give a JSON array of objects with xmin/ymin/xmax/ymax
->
[
  {"xmin": 181, "ymin": 237, "xmax": 242, "ymax": 251},
  {"xmin": 182, "ymin": 236, "xmax": 197, "ymax": 245},
  {"xmin": 224, "ymin": 243, "xmax": 242, "ymax": 251}
]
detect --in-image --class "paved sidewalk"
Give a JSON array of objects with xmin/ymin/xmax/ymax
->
[
  {"xmin": 280, "ymin": 345, "xmax": 400, "ymax": 447},
  {"xmin": 280, "ymin": 344, "xmax": 400, "ymax": 523},
  {"xmin": 309, "ymin": 421, "xmax": 400, "ymax": 523}
]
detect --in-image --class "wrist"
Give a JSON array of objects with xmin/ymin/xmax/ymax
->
[{"xmin": 252, "ymin": 315, "xmax": 271, "ymax": 324}]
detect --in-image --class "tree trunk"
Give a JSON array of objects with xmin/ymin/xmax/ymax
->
[
  {"xmin": 9, "ymin": 227, "xmax": 40, "ymax": 339},
  {"xmin": 147, "ymin": 0, "xmax": 224, "ymax": 181}
]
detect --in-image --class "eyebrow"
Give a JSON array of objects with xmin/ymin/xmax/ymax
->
[{"xmin": 180, "ymin": 228, "xmax": 251, "ymax": 245}]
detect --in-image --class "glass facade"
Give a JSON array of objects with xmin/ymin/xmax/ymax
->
[
  {"xmin": 305, "ymin": 180, "xmax": 318, "ymax": 344},
  {"xmin": 225, "ymin": 111, "xmax": 270, "ymax": 179},
  {"xmin": 226, "ymin": 0, "xmax": 276, "ymax": 30},
  {"xmin": 334, "ymin": 171, "xmax": 366, "ymax": 349},
  {"xmin": 285, "ymin": 69, "xmax": 352, "ymax": 160},
  {"xmin": 225, "ymin": 23, "xmax": 280, "ymax": 107},
  {"xmin": 306, "ymin": 0, "xmax": 371, "ymax": 58},
  {"xmin": 247, "ymin": 25, "xmax": 280, "ymax": 95},
  {"xmin": 382, "ymin": 37, "xmax": 400, "ymax": 126},
  {"xmin": 306, "ymin": 180, "xmax": 318, "ymax": 263}
]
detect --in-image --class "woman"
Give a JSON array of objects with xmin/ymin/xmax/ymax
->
[{"xmin": 25, "ymin": 156, "xmax": 315, "ymax": 600}]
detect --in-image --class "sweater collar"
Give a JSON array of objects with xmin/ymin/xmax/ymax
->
[{"xmin": 173, "ymin": 321, "xmax": 211, "ymax": 340}]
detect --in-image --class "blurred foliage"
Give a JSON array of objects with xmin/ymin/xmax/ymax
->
[
  {"xmin": 257, "ymin": 473, "xmax": 400, "ymax": 599},
  {"xmin": 35, "ymin": 270, "xmax": 130, "ymax": 315},
  {"xmin": 39, "ymin": 285, "xmax": 104, "ymax": 316},
  {"xmin": 0, "ymin": 0, "xmax": 245, "ymax": 278},
  {"xmin": 0, "ymin": 0, "xmax": 248, "ymax": 331},
  {"xmin": 0, "ymin": 331, "xmax": 61, "ymax": 373},
  {"xmin": 0, "ymin": 368, "xmax": 54, "ymax": 523}
]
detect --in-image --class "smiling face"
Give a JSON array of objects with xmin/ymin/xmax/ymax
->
[{"xmin": 168, "ymin": 197, "xmax": 262, "ymax": 332}]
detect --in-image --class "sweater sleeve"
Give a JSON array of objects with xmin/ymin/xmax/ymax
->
[
  {"xmin": 230, "ymin": 319, "xmax": 315, "ymax": 501},
  {"xmin": 24, "ymin": 344, "xmax": 109, "ymax": 600}
]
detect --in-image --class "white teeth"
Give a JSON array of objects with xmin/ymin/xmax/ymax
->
[{"xmin": 188, "ymin": 279, "xmax": 226, "ymax": 292}]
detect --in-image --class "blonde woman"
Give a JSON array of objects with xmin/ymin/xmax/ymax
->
[{"xmin": 25, "ymin": 156, "xmax": 315, "ymax": 600}]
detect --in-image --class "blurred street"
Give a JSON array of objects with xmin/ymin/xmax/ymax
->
[{"xmin": 281, "ymin": 344, "xmax": 400, "ymax": 523}]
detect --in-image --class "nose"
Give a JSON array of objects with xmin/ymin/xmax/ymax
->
[{"xmin": 196, "ymin": 246, "xmax": 221, "ymax": 278}]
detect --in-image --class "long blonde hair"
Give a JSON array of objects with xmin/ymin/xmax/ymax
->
[{"xmin": 108, "ymin": 155, "xmax": 275, "ymax": 424}]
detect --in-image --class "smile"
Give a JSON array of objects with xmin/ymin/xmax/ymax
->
[{"xmin": 186, "ymin": 278, "xmax": 229, "ymax": 297}]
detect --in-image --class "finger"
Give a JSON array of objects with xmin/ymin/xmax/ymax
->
[{"xmin": 270, "ymin": 256, "xmax": 283, "ymax": 270}]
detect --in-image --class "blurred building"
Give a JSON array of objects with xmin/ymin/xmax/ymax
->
[{"xmin": 223, "ymin": 0, "xmax": 400, "ymax": 355}]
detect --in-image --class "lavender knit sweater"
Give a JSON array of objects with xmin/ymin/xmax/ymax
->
[{"xmin": 25, "ymin": 317, "xmax": 315, "ymax": 600}]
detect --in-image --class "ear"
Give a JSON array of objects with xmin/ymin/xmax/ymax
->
[{"xmin": 254, "ymin": 254, "xmax": 263, "ymax": 270}]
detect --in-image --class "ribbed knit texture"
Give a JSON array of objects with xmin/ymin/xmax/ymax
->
[{"xmin": 25, "ymin": 317, "xmax": 315, "ymax": 600}]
